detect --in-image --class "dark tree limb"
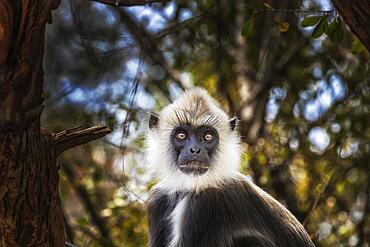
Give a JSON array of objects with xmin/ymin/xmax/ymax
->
[
  {"xmin": 356, "ymin": 168, "xmax": 370, "ymax": 247},
  {"xmin": 113, "ymin": 8, "xmax": 189, "ymax": 90},
  {"xmin": 63, "ymin": 207, "xmax": 76, "ymax": 244},
  {"xmin": 237, "ymin": 0, "xmax": 287, "ymax": 145},
  {"xmin": 54, "ymin": 124, "xmax": 111, "ymax": 155},
  {"xmin": 214, "ymin": 0, "xmax": 237, "ymax": 114},
  {"xmin": 90, "ymin": 0, "xmax": 169, "ymax": 7},
  {"xmin": 63, "ymin": 162, "xmax": 116, "ymax": 247},
  {"xmin": 332, "ymin": 0, "xmax": 370, "ymax": 52}
]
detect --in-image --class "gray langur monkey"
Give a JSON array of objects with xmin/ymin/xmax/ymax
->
[{"xmin": 145, "ymin": 87, "xmax": 315, "ymax": 247}]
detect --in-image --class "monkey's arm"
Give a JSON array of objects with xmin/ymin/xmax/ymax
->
[{"xmin": 146, "ymin": 190, "xmax": 172, "ymax": 247}]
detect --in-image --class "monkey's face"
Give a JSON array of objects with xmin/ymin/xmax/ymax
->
[
  {"xmin": 170, "ymin": 125, "xmax": 219, "ymax": 176},
  {"xmin": 146, "ymin": 88, "xmax": 241, "ymax": 190}
]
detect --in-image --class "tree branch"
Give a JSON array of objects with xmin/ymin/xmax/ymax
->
[
  {"xmin": 332, "ymin": 0, "xmax": 370, "ymax": 52},
  {"xmin": 63, "ymin": 162, "xmax": 117, "ymax": 247},
  {"xmin": 302, "ymin": 164, "xmax": 356, "ymax": 226},
  {"xmin": 54, "ymin": 124, "xmax": 111, "ymax": 155},
  {"xmin": 155, "ymin": 12, "xmax": 215, "ymax": 39},
  {"xmin": 356, "ymin": 168, "xmax": 370, "ymax": 247},
  {"xmin": 65, "ymin": 242, "xmax": 79, "ymax": 247},
  {"xmin": 90, "ymin": 0, "xmax": 170, "ymax": 7},
  {"xmin": 238, "ymin": 0, "xmax": 286, "ymax": 144},
  {"xmin": 113, "ymin": 8, "xmax": 189, "ymax": 90}
]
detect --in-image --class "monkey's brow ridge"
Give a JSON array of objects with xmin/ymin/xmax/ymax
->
[{"xmin": 172, "ymin": 109, "xmax": 223, "ymax": 128}]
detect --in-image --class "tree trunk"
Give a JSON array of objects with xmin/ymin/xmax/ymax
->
[
  {"xmin": 0, "ymin": 129, "xmax": 65, "ymax": 247},
  {"xmin": 332, "ymin": 0, "xmax": 370, "ymax": 52},
  {"xmin": 0, "ymin": 1, "xmax": 63, "ymax": 246}
]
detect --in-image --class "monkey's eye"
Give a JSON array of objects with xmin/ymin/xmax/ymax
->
[
  {"xmin": 175, "ymin": 131, "xmax": 187, "ymax": 141},
  {"xmin": 204, "ymin": 133, "xmax": 214, "ymax": 142}
]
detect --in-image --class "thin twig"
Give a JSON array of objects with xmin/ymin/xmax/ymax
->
[
  {"xmin": 246, "ymin": 5, "xmax": 335, "ymax": 14},
  {"xmin": 155, "ymin": 12, "xmax": 216, "ymax": 39},
  {"xmin": 119, "ymin": 49, "xmax": 146, "ymax": 203},
  {"xmin": 90, "ymin": 0, "xmax": 170, "ymax": 7},
  {"xmin": 302, "ymin": 171, "xmax": 334, "ymax": 226},
  {"xmin": 303, "ymin": 164, "xmax": 356, "ymax": 226},
  {"xmin": 70, "ymin": 0, "xmax": 100, "ymax": 66},
  {"xmin": 65, "ymin": 242, "xmax": 79, "ymax": 247}
]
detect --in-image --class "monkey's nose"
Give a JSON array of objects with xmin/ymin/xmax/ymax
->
[{"xmin": 190, "ymin": 148, "xmax": 201, "ymax": 154}]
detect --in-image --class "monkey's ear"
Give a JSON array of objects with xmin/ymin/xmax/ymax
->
[
  {"xmin": 229, "ymin": 117, "xmax": 237, "ymax": 131},
  {"xmin": 149, "ymin": 112, "xmax": 159, "ymax": 129}
]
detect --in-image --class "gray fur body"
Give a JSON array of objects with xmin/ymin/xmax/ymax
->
[{"xmin": 147, "ymin": 177, "xmax": 315, "ymax": 247}]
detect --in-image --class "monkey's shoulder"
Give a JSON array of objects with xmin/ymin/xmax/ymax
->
[
  {"xmin": 220, "ymin": 178, "xmax": 315, "ymax": 247},
  {"xmin": 191, "ymin": 179, "xmax": 315, "ymax": 247}
]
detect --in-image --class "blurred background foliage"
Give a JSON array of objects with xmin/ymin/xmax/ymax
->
[{"xmin": 42, "ymin": 0, "xmax": 369, "ymax": 246}]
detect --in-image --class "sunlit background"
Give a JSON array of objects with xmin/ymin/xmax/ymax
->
[{"xmin": 42, "ymin": 0, "xmax": 369, "ymax": 246}]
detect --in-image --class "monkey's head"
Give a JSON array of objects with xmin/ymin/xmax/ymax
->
[{"xmin": 146, "ymin": 87, "xmax": 241, "ymax": 191}]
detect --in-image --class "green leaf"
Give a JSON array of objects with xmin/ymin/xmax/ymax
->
[
  {"xmin": 311, "ymin": 16, "xmax": 328, "ymax": 39},
  {"xmin": 328, "ymin": 18, "xmax": 344, "ymax": 43},
  {"xmin": 351, "ymin": 39, "xmax": 364, "ymax": 54},
  {"xmin": 241, "ymin": 13, "xmax": 255, "ymax": 38},
  {"xmin": 300, "ymin": 15, "xmax": 322, "ymax": 27},
  {"xmin": 264, "ymin": 2, "xmax": 272, "ymax": 9},
  {"xmin": 323, "ymin": 16, "xmax": 329, "ymax": 34}
]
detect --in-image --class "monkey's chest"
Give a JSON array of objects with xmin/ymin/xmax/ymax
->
[
  {"xmin": 168, "ymin": 197, "xmax": 188, "ymax": 246},
  {"xmin": 167, "ymin": 194, "xmax": 233, "ymax": 247}
]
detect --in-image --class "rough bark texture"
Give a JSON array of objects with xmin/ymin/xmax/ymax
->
[
  {"xmin": 332, "ymin": 0, "xmax": 370, "ymax": 52},
  {"xmin": 0, "ymin": 0, "xmax": 63, "ymax": 246},
  {"xmin": 0, "ymin": 128, "xmax": 64, "ymax": 247},
  {"xmin": 54, "ymin": 124, "xmax": 111, "ymax": 155}
]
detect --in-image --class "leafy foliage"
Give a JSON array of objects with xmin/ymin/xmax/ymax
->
[{"xmin": 300, "ymin": 15, "xmax": 322, "ymax": 27}]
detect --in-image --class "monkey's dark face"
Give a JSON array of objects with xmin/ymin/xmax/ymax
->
[{"xmin": 170, "ymin": 125, "xmax": 219, "ymax": 176}]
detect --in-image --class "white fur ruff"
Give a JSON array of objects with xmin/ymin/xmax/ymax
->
[
  {"xmin": 168, "ymin": 196, "xmax": 188, "ymax": 247},
  {"xmin": 145, "ymin": 87, "xmax": 242, "ymax": 193}
]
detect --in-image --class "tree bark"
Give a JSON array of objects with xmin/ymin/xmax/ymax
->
[
  {"xmin": 0, "ymin": 128, "xmax": 65, "ymax": 247},
  {"xmin": 0, "ymin": 0, "xmax": 113, "ymax": 244},
  {"xmin": 332, "ymin": 0, "xmax": 370, "ymax": 52},
  {"xmin": 0, "ymin": 1, "xmax": 64, "ymax": 246}
]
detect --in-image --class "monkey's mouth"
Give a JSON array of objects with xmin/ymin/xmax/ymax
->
[{"xmin": 179, "ymin": 161, "xmax": 209, "ymax": 175}]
